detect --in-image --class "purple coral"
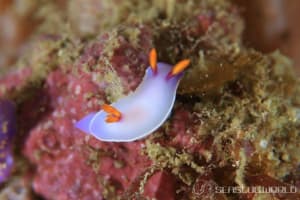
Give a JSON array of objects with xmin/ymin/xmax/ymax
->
[{"xmin": 0, "ymin": 99, "xmax": 16, "ymax": 183}]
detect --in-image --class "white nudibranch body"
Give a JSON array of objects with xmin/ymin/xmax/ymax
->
[{"xmin": 75, "ymin": 49, "xmax": 190, "ymax": 142}]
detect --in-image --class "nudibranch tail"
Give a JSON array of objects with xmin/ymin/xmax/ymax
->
[
  {"xmin": 149, "ymin": 48, "xmax": 157, "ymax": 74},
  {"xmin": 75, "ymin": 112, "xmax": 96, "ymax": 133},
  {"xmin": 101, "ymin": 104, "xmax": 122, "ymax": 123},
  {"xmin": 166, "ymin": 59, "xmax": 190, "ymax": 80}
]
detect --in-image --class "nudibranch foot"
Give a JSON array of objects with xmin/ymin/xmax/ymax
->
[{"xmin": 75, "ymin": 49, "xmax": 190, "ymax": 142}]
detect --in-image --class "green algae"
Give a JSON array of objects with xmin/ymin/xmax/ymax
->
[
  {"xmin": 192, "ymin": 50, "xmax": 300, "ymax": 179},
  {"xmin": 145, "ymin": 141, "xmax": 204, "ymax": 185},
  {"xmin": 103, "ymin": 65, "xmax": 125, "ymax": 102},
  {"xmin": 4, "ymin": 1, "xmax": 84, "ymax": 104},
  {"xmin": 100, "ymin": 176, "xmax": 121, "ymax": 200},
  {"xmin": 138, "ymin": 45, "xmax": 300, "ymax": 195}
]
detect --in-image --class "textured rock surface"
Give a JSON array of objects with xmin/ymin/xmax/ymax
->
[
  {"xmin": 0, "ymin": 0, "xmax": 39, "ymax": 71},
  {"xmin": 235, "ymin": 0, "xmax": 300, "ymax": 73},
  {"xmin": 0, "ymin": 0, "xmax": 299, "ymax": 200}
]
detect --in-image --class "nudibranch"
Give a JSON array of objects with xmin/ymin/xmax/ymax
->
[
  {"xmin": 76, "ymin": 49, "xmax": 190, "ymax": 142},
  {"xmin": 0, "ymin": 99, "xmax": 16, "ymax": 183}
]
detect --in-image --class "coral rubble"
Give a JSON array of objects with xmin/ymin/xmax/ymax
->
[{"xmin": 0, "ymin": 0, "xmax": 299, "ymax": 199}]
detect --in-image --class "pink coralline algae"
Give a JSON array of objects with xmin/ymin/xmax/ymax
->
[
  {"xmin": 0, "ymin": 99, "xmax": 16, "ymax": 183},
  {"xmin": 22, "ymin": 26, "xmax": 160, "ymax": 199}
]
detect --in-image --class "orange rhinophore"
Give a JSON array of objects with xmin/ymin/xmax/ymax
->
[
  {"xmin": 101, "ymin": 104, "xmax": 122, "ymax": 123},
  {"xmin": 149, "ymin": 48, "xmax": 157, "ymax": 74},
  {"xmin": 170, "ymin": 59, "xmax": 190, "ymax": 76},
  {"xmin": 105, "ymin": 115, "xmax": 121, "ymax": 123}
]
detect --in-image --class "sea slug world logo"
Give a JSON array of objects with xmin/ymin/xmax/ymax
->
[
  {"xmin": 192, "ymin": 179, "xmax": 218, "ymax": 199},
  {"xmin": 193, "ymin": 179, "xmax": 298, "ymax": 199}
]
